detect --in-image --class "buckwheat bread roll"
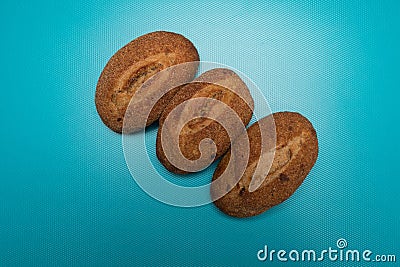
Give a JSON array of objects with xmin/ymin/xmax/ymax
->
[
  {"xmin": 211, "ymin": 112, "xmax": 318, "ymax": 218},
  {"xmin": 156, "ymin": 68, "xmax": 254, "ymax": 174},
  {"xmin": 95, "ymin": 31, "xmax": 199, "ymax": 133}
]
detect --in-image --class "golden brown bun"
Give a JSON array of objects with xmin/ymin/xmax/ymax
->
[
  {"xmin": 95, "ymin": 31, "xmax": 199, "ymax": 133},
  {"xmin": 211, "ymin": 112, "xmax": 318, "ymax": 217},
  {"xmin": 156, "ymin": 68, "xmax": 254, "ymax": 174}
]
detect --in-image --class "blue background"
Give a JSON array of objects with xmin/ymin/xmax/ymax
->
[{"xmin": 1, "ymin": 0, "xmax": 399, "ymax": 266}]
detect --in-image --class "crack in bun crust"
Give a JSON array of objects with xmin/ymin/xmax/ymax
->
[
  {"xmin": 211, "ymin": 112, "xmax": 318, "ymax": 218},
  {"xmin": 156, "ymin": 68, "xmax": 254, "ymax": 174},
  {"xmin": 95, "ymin": 31, "xmax": 200, "ymax": 133}
]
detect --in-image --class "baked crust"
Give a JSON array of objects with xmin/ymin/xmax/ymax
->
[
  {"xmin": 95, "ymin": 31, "xmax": 199, "ymax": 133},
  {"xmin": 211, "ymin": 112, "xmax": 318, "ymax": 217},
  {"xmin": 156, "ymin": 68, "xmax": 254, "ymax": 174}
]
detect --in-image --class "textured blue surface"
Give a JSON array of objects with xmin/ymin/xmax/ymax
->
[{"xmin": 1, "ymin": 0, "xmax": 399, "ymax": 266}]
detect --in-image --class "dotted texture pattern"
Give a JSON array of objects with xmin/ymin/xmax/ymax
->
[{"xmin": 0, "ymin": 0, "xmax": 399, "ymax": 266}]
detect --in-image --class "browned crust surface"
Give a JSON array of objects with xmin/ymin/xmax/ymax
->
[
  {"xmin": 156, "ymin": 68, "xmax": 254, "ymax": 174},
  {"xmin": 212, "ymin": 112, "xmax": 318, "ymax": 218},
  {"xmin": 95, "ymin": 31, "xmax": 200, "ymax": 133}
]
